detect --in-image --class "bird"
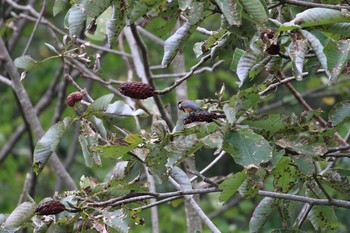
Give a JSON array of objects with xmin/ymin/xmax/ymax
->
[{"xmin": 177, "ymin": 100, "xmax": 208, "ymax": 114}]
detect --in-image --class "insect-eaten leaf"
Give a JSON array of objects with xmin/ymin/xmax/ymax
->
[{"xmin": 219, "ymin": 171, "xmax": 248, "ymax": 202}]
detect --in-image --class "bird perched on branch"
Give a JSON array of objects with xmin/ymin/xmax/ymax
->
[{"xmin": 178, "ymin": 100, "xmax": 207, "ymax": 114}]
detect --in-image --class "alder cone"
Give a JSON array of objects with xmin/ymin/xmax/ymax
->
[
  {"xmin": 119, "ymin": 82, "xmax": 155, "ymax": 99},
  {"xmin": 35, "ymin": 200, "xmax": 66, "ymax": 215},
  {"xmin": 66, "ymin": 91, "xmax": 83, "ymax": 106},
  {"xmin": 184, "ymin": 112, "xmax": 220, "ymax": 124}
]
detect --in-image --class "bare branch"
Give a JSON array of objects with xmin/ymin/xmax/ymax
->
[
  {"xmin": 0, "ymin": 75, "xmax": 13, "ymax": 88},
  {"xmin": 280, "ymin": 0, "xmax": 350, "ymax": 10}
]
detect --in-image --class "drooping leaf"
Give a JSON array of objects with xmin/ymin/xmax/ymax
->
[
  {"xmin": 236, "ymin": 50, "xmax": 259, "ymax": 86},
  {"xmin": 215, "ymin": 0, "xmax": 242, "ymax": 26},
  {"xmin": 308, "ymin": 205, "xmax": 337, "ymax": 231},
  {"xmin": 87, "ymin": 94, "xmax": 114, "ymax": 112},
  {"xmin": 223, "ymin": 128, "xmax": 273, "ymax": 167},
  {"xmin": 288, "ymin": 39, "xmax": 308, "ymax": 80},
  {"xmin": 53, "ymin": 0, "xmax": 69, "ymax": 16},
  {"xmin": 161, "ymin": 22, "xmax": 195, "ymax": 68},
  {"xmin": 2, "ymin": 202, "xmax": 36, "ymax": 231},
  {"xmin": 44, "ymin": 43, "xmax": 60, "ymax": 55},
  {"xmin": 239, "ymin": 0, "xmax": 268, "ymax": 25},
  {"xmin": 300, "ymin": 30, "xmax": 331, "ymax": 78},
  {"xmin": 82, "ymin": 0, "xmax": 112, "ymax": 18},
  {"xmin": 14, "ymin": 55, "xmax": 39, "ymax": 72},
  {"xmin": 249, "ymin": 197, "xmax": 275, "ymax": 233},
  {"xmin": 128, "ymin": 0, "xmax": 163, "ymax": 23},
  {"xmin": 85, "ymin": 7, "xmax": 113, "ymax": 41},
  {"xmin": 102, "ymin": 208, "xmax": 129, "ymax": 233},
  {"xmin": 78, "ymin": 134, "xmax": 94, "ymax": 168},
  {"xmin": 66, "ymin": 5, "xmax": 86, "ymax": 37},
  {"xmin": 329, "ymin": 101, "xmax": 350, "ymax": 126},
  {"xmin": 249, "ymin": 55, "xmax": 272, "ymax": 79},
  {"xmin": 293, "ymin": 8, "xmax": 350, "ymax": 28},
  {"xmin": 324, "ymin": 39, "xmax": 350, "ymax": 80},
  {"xmin": 33, "ymin": 117, "xmax": 73, "ymax": 175},
  {"xmin": 106, "ymin": 2, "xmax": 126, "ymax": 47},
  {"xmin": 230, "ymin": 47, "xmax": 245, "ymax": 72},
  {"xmin": 219, "ymin": 171, "xmax": 248, "ymax": 202},
  {"xmin": 88, "ymin": 115, "xmax": 108, "ymax": 140}
]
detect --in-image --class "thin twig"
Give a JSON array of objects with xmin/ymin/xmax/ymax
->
[
  {"xmin": 190, "ymin": 151, "xmax": 226, "ymax": 182},
  {"xmin": 0, "ymin": 74, "xmax": 13, "ymax": 88},
  {"xmin": 313, "ymin": 174, "xmax": 333, "ymax": 202}
]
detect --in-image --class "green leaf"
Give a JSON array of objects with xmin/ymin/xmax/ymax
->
[
  {"xmin": 94, "ymin": 134, "xmax": 142, "ymax": 159},
  {"xmin": 322, "ymin": 171, "xmax": 350, "ymax": 199},
  {"xmin": 161, "ymin": 22, "xmax": 195, "ymax": 68},
  {"xmin": 288, "ymin": 39, "xmax": 308, "ymax": 80},
  {"xmin": 324, "ymin": 39, "xmax": 350, "ymax": 80},
  {"xmin": 215, "ymin": 0, "xmax": 242, "ymax": 26},
  {"xmin": 3, "ymin": 202, "xmax": 36, "ymax": 231},
  {"xmin": 320, "ymin": 23, "xmax": 350, "ymax": 39},
  {"xmin": 249, "ymin": 56, "xmax": 272, "ymax": 79},
  {"xmin": 308, "ymin": 205, "xmax": 337, "ymax": 231},
  {"xmin": 14, "ymin": 55, "xmax": 39, "ymax": 71},
  {"xmin": 223, "ymin": 128, "xmax": 273, "ymax": 167},
  {"xmin": 82, "ymin": 0, "xmax": 112, "ymax": 18},
  {"xmin": 104, "ymin": 101, "xmax": 147, "ymax": 117},
  {"xmin": 219, "ymin": 171, "xmax": 248, "ymax": 202},
  {"xmin": 200, "ymin": 131, "xmax": 224, "ymax": 149},
  {"xmin": 66, "ymin": 5, "xmax": 86, "ymax": 37},
  {"xmin": 249, "ymin": 197, "xmax": 275, "ymax": 233},
  {"xmin": 146, "ymin": 143, "xmax": 169, "ymax": 183},
  {"xmin": 78, "ymin": 134, "xmax": 94, "ymax": 168},
  {"xmin": 33, "ymin": 117, "xmax": 72, "ymax": 175},
  {"xmin": 272, "ymin": 157, "xmax": 301, "ymax": 193},
  {"xmin": 239, "ymin": 0, "xmax": 268, "ymax": 25},
  {"xmin": 293, "ymin": 8, "xmax": 350, "ymax": 28},
  {"xmin": 87, "ymin": 94, "xmax": 114, "ymax": 112},
  {"xmin": 300, "ymin": 30, "xmax": 331, "ymax": 78},
  {"xmin": 88, "ymin": 116, "xmax": 107, "ymax": 140},
  {"xmin": 329, "ymin": 101, "xmax": 350, "ymax": 126},
  {"xmin": 102, "ymin": 208, "xmax": 129, "ymax": 233},
  {"xmin": 106, "ymin": 2, "xmax": 126, "ymax": 47},
  {"xmin": 85, "ymin": 7, "xmax": 113, "ymax": 41},
  {"xmin": 178, "ymin": 0, "xmax": 192, "ymax": 10},
  {"xmin": 236, "ymin": 50, "xmax": 259, "ymax": 86},
  {"xmin": 230, "ymin": 48, "xmax": 244, "ymax": 72},
  {"xmin": 242, "ymin": 114, "xmax": 289, "ymax": 136},
  {"xmin": 44, "ymin": 43, "xmax": 60, "ymax": 55},
  {"xmin": 53, "ymin": 0, "xmax": 69, "ymax": 16},
  {"xmin": 184, "ymin": 0, "xmax": 205, "ymax": 25},
  {"xmin": 275, "ymin": 136, "xmax": 327, "ymax": 157},
  {"xmin": 128, "ymin": 0, "xmax": 163, "ymax": 23}
]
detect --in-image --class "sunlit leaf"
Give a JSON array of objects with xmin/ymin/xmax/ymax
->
[
  {"xmin": 236, "ymin": 50, "xmax": 259, "ymax": 86},
  {"xmin": 249, "ymin": 197, "xmax": 275, "ymax": 233},
  {"xmin": 170, "ymin": 166, "xmax": 192, "ymax": 191},
  {"xmin": 223, "ymin": 128, "xmax": 273, "ymax": 167},
  {"xmin": 230, "ymin": 47, "xmax": 244, "ymax": 72},
  {"xmin": 219, "ymin": 171, "xmax": 247, "ymax": 202},
  {"xmin": 293, "ymin": 8, "xmax": 350, "ymax": 28},
  {"xmin": 87, "ymin": 94, "xmax": 114, "ymax": 112}
]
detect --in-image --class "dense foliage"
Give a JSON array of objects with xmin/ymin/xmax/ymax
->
[{"xmin": 2, "ymin": 0, "xmax": 350, "ymax": 232}]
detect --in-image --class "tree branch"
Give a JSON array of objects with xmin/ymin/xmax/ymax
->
[{"xmin": 280, "ymin": 0, "xmax": 350, "ymax": 10}]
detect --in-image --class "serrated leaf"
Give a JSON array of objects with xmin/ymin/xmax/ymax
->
[
  {"xmin": 249, "ymin": 197, "xmax": 275, "ymax": 233},
  {"xmin": 288, "ymin": 39, "xmax": 308, "ymax": 80},
  {"xmin": 219, "ymin": 171, "xmax": 247, "ymax": 202},
  {"xmin": 293, "ymin": 8, "xmax": 350, "ymax": 28},
  {"xmin": 308, "ymin": 205, "xmax": 337, "ymax": 231},
  {"xmin": 236, "ymin": 50, "xmax": 259, "ymax": 86},
  {"xmin": 215, "ymin": 0, "xmax": 242, "ymax": 26},
  {"xmin": 272, "ymin": 157, "xmax": 301, "ymax": 193},
  {"xmin": 161, "ymin": 22, "xmax": 195, "ymax": 68},
  {"xmin": 94, "ymin": 134, "xmax": 142, "ymax": 159},
  {"xmin": 106, "ymin": 2, "xmax": 126, "ymax": 47},
  {"xmin": 53, "ymin": 0, "xmax": 69, "ymax": 16},
  {"xmin": 33, "ymin": 118, "xmax": 72, "ymax": 175},
  {"xmin": 146, "ymin": 143, "xmax": 169, "ymax": 183},
  {"xmin": 3, "ymin": 202, "xmax": 36, "ymax": 230},
  {"xmin": 87, "ymin": 94, "xmax": 114, "ymax": 112},
  {"xmin": 170, "ymin": 166, "xmax": 192, "ymax": 191},
  {"xmin": 128, "ymin": 0, "xmax": 163, "ymax": 23},
  {"xmin": 14, "ymin": 55, "xmax": 39, "ymax": 71},
  {"xmin": 324, "ymin": 39, "xmax": 350, "ymax": 80},
  {"xmin": 300, "ymin": 30, "xmax": 331, "ymax": 78},
  {"xmin": 67, "ymin": 5, "xmax": 86, "ymax": 37},
  {"xmin": 223, "ymin": 128, "xmax": 273, "ymax": 167},
  {"xmin": 239, "ymin": 0, "xmax": 268, "ymax": 25},
  {"xmin": 329, "ymin": 101, "xmax": 350, "ymax": 126},
  {"xmin": 82, "ymin": 0, "xmax": 112, "ymax": 18}
]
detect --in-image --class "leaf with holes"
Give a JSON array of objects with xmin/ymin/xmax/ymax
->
[
  {"xmin": 102, "ymin": 208, "xmax": 129, "ymax": 233},
  {"xmin": 272, "ymin": 157, "xmax": 301, "ymax": 193},
  {"xmin": 215, "ymin": 0, "xmax": 242, "ymax": 26},
  {"xmin": 308, "ymin": 205, "xmax": 337, "ymax": 231},
  {"xmin": 288, "ymin": 39, "xmax": 308, "ymax": 80},
  {"xmin": 223, "ymin": 128, "xmax": 273, "ymax": 167}
]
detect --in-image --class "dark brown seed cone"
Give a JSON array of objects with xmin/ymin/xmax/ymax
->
[
  {"xmin": 35, "ymin": 200, "xmax": 66, "ymax": 215},
  {"xmin": 266, "ymin": 44, "xmax": 280, "ymax": 55},
  {"xmin": 184, "ymin": 112, "xmax": 223, "ymax": 124},
  {"xmin": 66, "ymin": 92, "xmax": 84, "ymax": 106},
  {"xmin": 119, "ymin": 82, "xmax": 155, "ymax": 99}
]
